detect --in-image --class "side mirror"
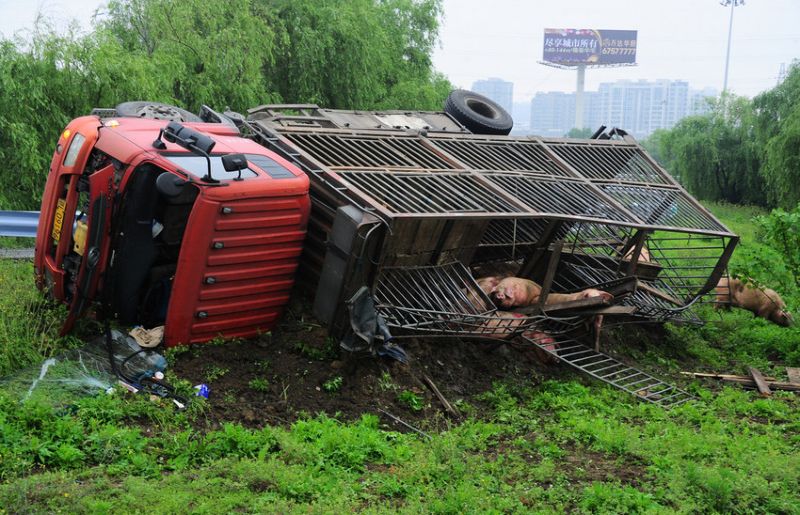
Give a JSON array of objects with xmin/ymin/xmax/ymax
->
[
  {"xmin": 163, "ymin": 121, "xmax": 216, "ymax": 155},
  {"xmin": 222, "ymin": 153, "xmax": 248, "ymax": 181}
]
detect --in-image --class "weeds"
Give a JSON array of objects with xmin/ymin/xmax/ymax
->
[
  {"xmin": 203, "ymin": 365, "xmax": 229, "ymax": 382},
  {"xmin": 0, "ymin": 261, "xmax": 76, "ymax": 376},
  {"xmin": 397, "ymin": 390, "xmax": 424, "ymax": 411},
  {"xmin": 377, "ymin": 371, "xmax": 396, "ymax": 391},
  {"xmin": 294, "ymin": 338, "xmax": 338, "ymax": 361},
  {"xmin": 322, "ymin": 376, "xmax": 343, "ymax": 393},
  {"xmin": 248, "ymin": 378, "xmax": 270, "ymax": 392}
]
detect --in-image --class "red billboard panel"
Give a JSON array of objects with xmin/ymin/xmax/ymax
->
[{"xmin": 543, "ymin": 29, "xmax": 637, "ymax": 66}]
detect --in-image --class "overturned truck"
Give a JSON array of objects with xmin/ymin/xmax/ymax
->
[
  {"xmin": 245, "ymin": 97, "xmax": 737, "ymax": 407},
  {"xmin": 36, "ymin": 93, "xmax": 737, "ymax": 407}
]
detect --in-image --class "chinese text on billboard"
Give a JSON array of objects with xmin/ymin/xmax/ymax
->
[{"xmin": 543, "ymin": 29, "xmax": 637, "ymax": 66}]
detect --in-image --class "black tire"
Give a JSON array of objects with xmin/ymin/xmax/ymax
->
[
  {"xmin": 115, "ymin": 101, "xmax": 202, "ymax": 123},
  {"xmin": 443, "ymin": 89, "xmax": 513, "ymax": 135}
]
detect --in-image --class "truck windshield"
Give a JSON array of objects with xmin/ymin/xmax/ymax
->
[{"xmin": 164, "ymin": 154, "xmax": 258, "ymax": 180}]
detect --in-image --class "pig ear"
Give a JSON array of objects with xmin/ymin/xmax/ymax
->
[{"xmin": 600, "ymin": 291, "xmax": 613, "ymax": 301}]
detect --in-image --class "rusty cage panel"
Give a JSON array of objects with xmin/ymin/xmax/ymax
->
[{"xmin": 245, "ymin": 106, "xmax": 738, "ymax": 339}]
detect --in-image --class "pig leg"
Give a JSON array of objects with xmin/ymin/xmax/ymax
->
[{"xmin": 593, "ymin": 315, "xmax": 604, "ymax": 352}]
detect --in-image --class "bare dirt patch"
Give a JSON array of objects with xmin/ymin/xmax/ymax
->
[{"xmin": 171, "ymin": 299, "xmax": 571, "ymax": 430}]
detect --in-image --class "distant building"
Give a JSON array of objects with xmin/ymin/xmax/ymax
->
[
  {"xmin": 528, "ymin": 80, "xmax": 718, "ymax": 139},
  {"xmin": 597, "ymin": 80, "xmax": 690, "ymax": 138},
  {"xmin": 530, "ymin": 91, "xmax": 601, "ymax": 137},
  {"xmin": 530, "ymin": 92, "xmax": 575, "ymax": 137},
  {"xmin": 471, "ymin": 78, "xmax": 514, "ymax": 115},
  {"xmin": 510, "ymin": 101, "xmax": 532, "ymax": 135},
  {"xmin": 688, "ymin": 87, "xmax": 718, "ymax": 117}
]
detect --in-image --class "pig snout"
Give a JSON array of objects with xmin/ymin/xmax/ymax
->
[
  {"xmin": 775, "ymin": 310, "xmax": 794, "ymax": 327},
  {"xmin": 491, "ymin": 286, "xmax": 512, "ymax": 308}
]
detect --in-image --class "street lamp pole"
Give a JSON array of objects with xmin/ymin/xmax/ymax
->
[{"xmin": 721, "ymin": 0, "xmax": 744, "ymax": 94}]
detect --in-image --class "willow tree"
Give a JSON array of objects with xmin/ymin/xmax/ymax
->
[
  {"xmin": 101, "ymin": 0, "xmax": 280, "ymax": 111},
  {"xmin": 753, "ymin": 61, "xmax": 800, "ymax": 209},
  {"xmin": 0, "ymin": 0, "xmax": 451, "ymax": 209},
  {"xmin": 267, "ymin": 0, "xmax": 449, "ymax": 110},
  {"xmin": 99, "ymin": 0, "xmax": 449, "ymax": 112},
  {"xmin": 654, "ymin": 95, "xmax": 765, "ymax": 206}
]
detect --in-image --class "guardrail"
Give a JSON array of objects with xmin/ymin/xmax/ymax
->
[{"xmin": 0, "ymin": 211, "xmax": 40, "ymax": 238}]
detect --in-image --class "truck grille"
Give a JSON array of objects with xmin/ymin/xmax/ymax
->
[{"xmin": 187, "ymin": 197, "xmax": 306, "ymax": 343}]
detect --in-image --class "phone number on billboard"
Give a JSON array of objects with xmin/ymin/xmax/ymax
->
[{"xmin": 601, "ymin": 48, "xmax": 636, "ymax": 55}]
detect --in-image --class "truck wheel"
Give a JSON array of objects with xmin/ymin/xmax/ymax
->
[
  {"xmin": 444, "ymin": 89, "xmax": 513, "ymax": 135},
  {"xmin": 115, "ymin": 101, "xmax": 202, "ymax": 123}
]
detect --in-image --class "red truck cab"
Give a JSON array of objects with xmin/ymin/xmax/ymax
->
[{"xmin": 35, "ymin": 110, "xmax": 310, "ymax": 346}]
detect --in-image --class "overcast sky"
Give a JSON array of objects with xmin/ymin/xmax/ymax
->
[
  {"xmin": 1, "ymin": 0, "xmax": 798, "ymax": 101},
  {"xmin": 435, "ymin": 0, "xmax": 800, "ymax": 100}
]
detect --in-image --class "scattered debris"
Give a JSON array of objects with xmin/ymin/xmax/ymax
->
[
  {"xmin": 377, "ymin": 408, "xmax": 431, "ymax": 440},
  {"xmin": 748, "ymin": 367, "xmax": 772, "ymax": 397},
  {"xmin": 421, "ymin": 374, "xmax": 460, "ymax": 418},
  {"xmin": 194, "ymin": 384, "xmax": 210, "ymax": 398},
  {"xmin": 129, "ymin": 325, "xmax": 165, "ymax": 348},
  {"xmin": 682, "ymin": 370, "xmax": 800, "ymax": 393}
]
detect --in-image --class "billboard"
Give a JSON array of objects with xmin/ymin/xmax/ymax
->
[{"xmin": 543, "ymin": 29, "xmax": 637, "ymax": 66}]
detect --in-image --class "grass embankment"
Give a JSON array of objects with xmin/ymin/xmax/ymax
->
[{"xmin": 0, "ymin": 204, "xmax": 799, "ymax": 513}]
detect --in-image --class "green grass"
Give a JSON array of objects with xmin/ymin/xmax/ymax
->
[
  {"xmin": 0, "ymin": 204, "xmax": 799, "ymax": 513},
  {"xmin": 0, "ymin": 381, "xmax": 797, "ymax": 513},
  {"xmin": 0, "ymin": 260, "xmax": 78, "ymax": 376}
]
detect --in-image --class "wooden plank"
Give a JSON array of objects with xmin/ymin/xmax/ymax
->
[
  {"xmin": 422, "ymin": 374, "xmax": 459, "ymax": 418},
  {"xmin": 723, "ymin": 378, "xmax": 800, "ymax": 392},
  {"xmin": 681, "ymin": 372, "xmax": 800, "ymax": 392},
  {"xmin": 574, "ymin": 306, "xmax": 637, "ymax": 316},
  {"xmin": 626, "ymin": 230, "xmax": 649, "ymax": 276},
  {"xmin": 681, "ymin": 372, "xmax": 777, "ymax": 381},
  {"xmin": 749, "ymin": 367, "xmax": 772, "ymax": 397},
  {"xmin": 786, "ymin": 367, "xmax": 800, "ymax": 384},
  {"xmin": 518, "ymin": 220, "xmax": 564, "ymax": 279}
]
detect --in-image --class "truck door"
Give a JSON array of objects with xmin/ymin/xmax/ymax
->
[{"xmin": 60, "ymin": 163, "xmax": 115, "ymax": 334}]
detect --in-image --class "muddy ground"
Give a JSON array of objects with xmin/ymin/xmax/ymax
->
[{"xmin": 169, "ymin": 299, "xmax": 673, "ymax": 432}]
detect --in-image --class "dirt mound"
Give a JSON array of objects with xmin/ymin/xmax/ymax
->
[{"xmin": 172, "ymin": 303, "xmax": 572, "ymax": 430}]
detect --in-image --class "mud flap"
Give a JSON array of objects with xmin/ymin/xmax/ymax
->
[{"xmin": 341, "ymin": 286, "xmax": 407, "ymax": 363}]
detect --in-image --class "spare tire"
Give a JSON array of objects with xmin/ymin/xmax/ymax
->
[
  {"xmin": 115, "ymin": 101, "xmax": 202, "ymax": 123},
  {"xmin": 444, "ymin": 89, "xmax": 513, "ymax": 135}
]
